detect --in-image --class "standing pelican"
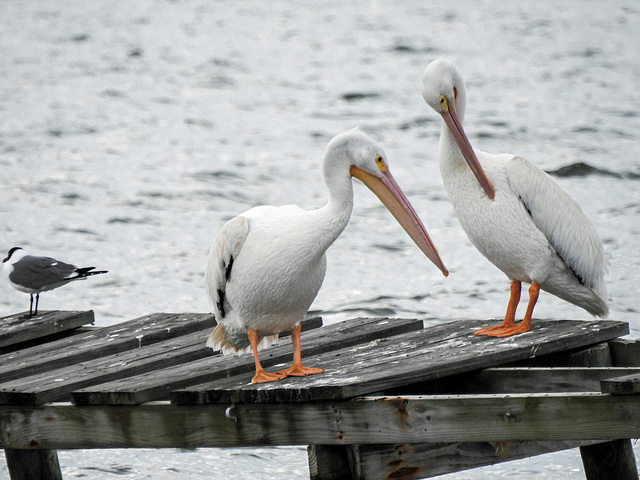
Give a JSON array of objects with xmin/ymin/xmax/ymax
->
[
  {"xmin": 420, "ymin": 57, "xmax": 607, "ymax": 337},
  {"xmin": 205, "ymin": 128, "xmax": 448, "ymax": 383}
]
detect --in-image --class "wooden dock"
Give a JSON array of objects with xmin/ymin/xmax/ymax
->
[{"xmin": 0, "ymin": 310, "xmax": 638, "ymax": 480}]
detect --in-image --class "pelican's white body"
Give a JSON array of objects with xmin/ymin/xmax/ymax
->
[
  {"xmin": 205, "ymin": 129, "xmax": 381, "ymax": 353},
  {"xmin": 440, "ymin": 147, "xmax": 607, "ymax": 316},
  {"xmin": 205, "ymin": 203, "xmax": 340, "ymax": 352},
  {"xmin": 423, "ymin": 57, "xmax": 608, "ymax": 317}
]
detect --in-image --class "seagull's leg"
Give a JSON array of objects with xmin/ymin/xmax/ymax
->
[
  {"xmin": 29, "ymin": 294, "xmax": 34, "ymax": 317},
  {"xmin": 246, "ymin": 327, "xmax": 285, "ymax": 384},
  {"xmin": 474, "ymin": 280, "xmax": 521, "ymax": 336},
  {"xmin": 34, "ymin": 293, "xmax": 39, "ymax": 316},
  {"xmin": 276, "ymin": 324, "xmax": 324, "ymax": 377}
]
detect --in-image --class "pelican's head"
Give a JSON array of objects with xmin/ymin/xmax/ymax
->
[
  {"xmin": 326, "ymin": 128, "xmax": 448, "ymax": 276},
  {"xmin": 421, "ymin": 58, "xmax": 495, "ymax": 199}
]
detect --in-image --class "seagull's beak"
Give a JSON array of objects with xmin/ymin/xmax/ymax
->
[
  {"xmin": 350, "ymin": 165, "xmax": 449, "ymax": 276},
  {"xmin": 441, "ymin": 102, "xmax": 495, "ymax": 199}
]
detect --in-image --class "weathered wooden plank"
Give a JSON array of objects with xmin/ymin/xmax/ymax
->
[
  {"xmin": 580, "ymin": 439, "xmax": 639, "ymax": 480},
  {"xmin": 2, "ymin": 394, "xmax": 640, "ymax": 449},
  {"xmin": 4, "ymin": 449, "xmax": 63, "ymax": 480},
  {"xmin": 505, "ymin": 341, "xmax": 614, "ymax": 367},
  {"xmin": 0, "ymin": 326, "xmax": 100, "ymax": 357},
  {"xmin": 72, "ymin": 317, "xmax": 423, "ymax": 405},
  {"xmin": 0, "ymin": 312, "xmax": 216, "ymax": 383},
  {"xmin": 174, "ymin": 319, "xmax": 629, "ymax": 404},
  {"xmin": 601, "ymin": 373, "xmax": 640, "ymax": 395},
  {"xmin": 390, "ymin": 367, "xmax": 640, "ymax": 395},
  {"xmin": 348, "ymin": 440, "xmax": 604, "ymax": 480},
  {"xmin": 0, "ymin": 329, "xmax": 212, "ymax": 405},
  {"xmin": 0, "ymin": 311, "xmax": 94, "ymax": 350},
  {"xmin": 0, "ymin": 316, "xmax": 323, "ymax": 406},
  {"xmin": 609, "ymin": 338, "xmax": 640, "ymax": 367}
]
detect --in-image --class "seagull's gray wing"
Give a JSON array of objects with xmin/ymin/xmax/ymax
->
[{"xmin": 9, "ymin": 255, "xmax": 78, "ymax": 291}]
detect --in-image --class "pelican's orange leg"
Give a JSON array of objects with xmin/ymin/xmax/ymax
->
[
  {"xmin": 247, "ymin": 327, "xmax": 286, "ymax": 384},
  {"xmin": 276, "ymin": 324, "xmax": 324, "ymax": 377},
  {"xmin": 474, "ymin": 280, "xmax": 521, "ymax": 336},
  {"xmin": 482, "ymin": 282, "xmax": 540, "ymax": 338}
]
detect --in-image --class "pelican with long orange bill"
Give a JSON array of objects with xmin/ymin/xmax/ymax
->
[{"xmin": 205, "ymin": 128, "xmax": 448, "ymax": 383}]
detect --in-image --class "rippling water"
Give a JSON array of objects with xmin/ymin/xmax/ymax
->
[{"xmin": 1, "ymin": 1, "xmax": 639, "ymax": 478}]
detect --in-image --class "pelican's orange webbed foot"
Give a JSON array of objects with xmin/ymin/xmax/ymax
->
[
  {"xmin": 474, "ymin": 321, "xmax": 516, "ymax": 336},
  {"xmin": 246, "ymin": 327, "xmax": 286, "ymax": 384},
  {"xmin": 251, "ymin": 369, "xmax": 287, "ymax": 384},
  {"xmin": 476, "ymin": 321, "xmax": 531, "ymax": 338},
  {"xmin": 475, "ymin": 280, "xmax": 525, "ymax": 337},
  {"xmin": 275, "ymin": 323, "xmax": 324, "ymax": 378},
  {"xmin": 277, "ymin": 363, "xmax": 324, "ymax": 377}
]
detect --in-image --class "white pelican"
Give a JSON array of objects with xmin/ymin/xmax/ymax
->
[
  {"xmin": 420, "ymin": 57, "xmax": 607, "ymax": 337},
  {"xmin": 3, "ymin": 247, "xmax": 108, "ymax": 317},
  {"xmin": 205, "ymin": 128, "xmax": 449, "ymax": 383}
]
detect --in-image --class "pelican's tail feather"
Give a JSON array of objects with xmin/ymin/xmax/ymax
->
[{"xmin": 206, "ymin": 324, "xmax": 278, "ymax": 354}]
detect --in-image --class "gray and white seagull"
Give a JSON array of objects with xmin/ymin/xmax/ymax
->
[{"xmin": 2, "ymin": 247, "xmax": 108, "ymax": 317}]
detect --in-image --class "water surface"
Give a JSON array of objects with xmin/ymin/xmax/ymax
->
[{"xmin": 1, "ymin": 1, "xmax": 639, "ymax": 478}]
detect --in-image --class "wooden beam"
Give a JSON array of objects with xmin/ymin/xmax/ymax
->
[
  {"xmin": 506, "ymin": 342, "xmax": 614, "ymax": 368},
  {"xmin": 609, "ymin": 339, "xmax": 640, "ymax": 367},
  {"xmin": 348, "ymin": 440, "xmax": 603, "ymax": 480},
  {"xmin": 397, "ymin": 367, "xmax": 640, "ymax": 395},
  {"xmin": 601, "ymin": 373, "xmax": 640, "ymax": 395},
  {"xmin": 1, "ymin": 394, "xmax": 640, "ymax": 450}
]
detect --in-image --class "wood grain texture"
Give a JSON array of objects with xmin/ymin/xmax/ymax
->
[
  {"xmin": 580, "ymin": 439, "xmax": 639, "ymax": 480},
  {"xmin": 173, "ymin": 319, "xmax": 629, "ymax": 404},
  {"xmin": 1, "ymin": 394, "xmax": 640, "ymax": 449},
  {"xmin": 349, "ymin": 440, "xmax": 604, "ymax": 480},
  {"xmin": 389, "ymin": 367, "xmax": 640, "ymax": 395},
  {"xmin": 72, "ymin": 317, "xmax": 422, "ymax": 405},
  {"xmin": 0, "ymin": 313, "xmax": 216, "ymax": 384},
  {"xmin": 601, "ymin": 373, "xmax": 640, "ymax": 395},
  {"xmin": 0, "ymin": 311, "xmax": 94, "ymax": 350},
  {"xmin": 0, "ymin": 329, "xmax": 213, "ymax": 405},
  {"xmin": 4, "ymin": 449, "xmax": 63, "ymax": 480}
]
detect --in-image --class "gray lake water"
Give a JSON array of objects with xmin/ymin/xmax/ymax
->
[{"xmin": 1, "ymin": 1, "xmax": 639, "ymax": 478}]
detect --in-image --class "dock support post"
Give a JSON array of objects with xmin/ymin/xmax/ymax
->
[
  {"xmin": 307, "ymin": 445, "xmax": 354, "ymax": 480},
  {"xmin": 5, "ymin": 449, "xmax": 63, "ymax": 480},
  {"xmin": 580, "ymin": 440, "xmax": 638, "ymax": 480}
]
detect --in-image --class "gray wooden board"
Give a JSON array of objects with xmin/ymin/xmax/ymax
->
[
  {"xmin": 0, "ymin": 316, "xmax": 322, "ymax": 406},
  {"xmin": 601, "ymin": 373, "xmax": 640, "ymax": 395},
  {"xmin": 0, "ymin": 329, "xmax": 212, "ymax": 405},
  {"xmin": 173, "ymin": 319, "xmax": 629, "ymax": 404},
  {"xmin": 349, "ymin": 440, "xmax": 604, "ymax": 480},
  {"xmin": 0, "ymin": 311, "xmax": 94, "ymax": 349},
  {"xmin": 387, "ymin": 367, "xmax": 640, "ymax": 395},
  {"xmin": 4, "ymin": 394, "xmax": 640, "ymax": 449},
  {"xmin": 0, "ymin": 313, "xmax": 216, "ymax": 383},
  {"xmin": 609, "ymin": 338, "xmax": 640, "ymax": 367},
  {"xmin": 72, "ymin": 317, "xmax": 423, "ymax": 405}
]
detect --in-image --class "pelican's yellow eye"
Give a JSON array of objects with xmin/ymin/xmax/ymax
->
[
  {"xmin": 439, "ymin": 95, "xmax": 449, "ymax": 111},
  {"xmin": 375, "ymin": 155, "xmax": 387, "ymax": 172}
]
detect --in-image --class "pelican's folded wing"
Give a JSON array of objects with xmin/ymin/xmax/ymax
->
[
  {"xmin": 204, "ymin": 215, "xmax": 249, "ymax": 320},
  {"xmin": 505, "ymin": 156, "xmax": 607, "ymax": 298}
]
